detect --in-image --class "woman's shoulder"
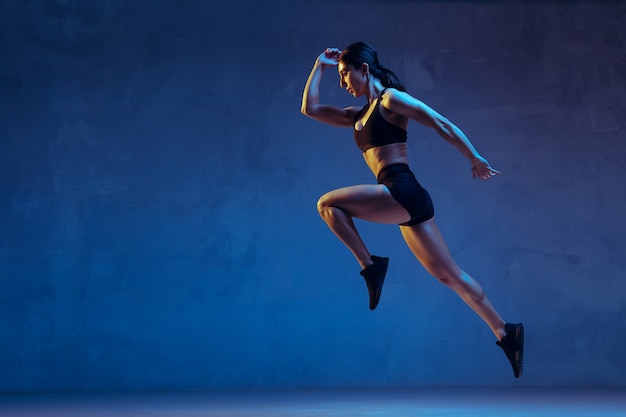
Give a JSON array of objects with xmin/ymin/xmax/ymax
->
[
  {"xmin": 379, "ymin": 88, "xmax": 411, "ymax": 120},
  {"xmin": 380, "ymin": 88, "xmax": 403, "ymax": 107},
  {"xmin": 380, "ymin": 87, "xmax": 409, "ymax": 101}
]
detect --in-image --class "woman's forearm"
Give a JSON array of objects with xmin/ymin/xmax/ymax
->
[
  {"xmin": 301, "ymin": 61, "xmax": 324, "ymax": 115},
  {"xmin": 437, "ymin": 118, "xmax": 482, "ymax": 161}
]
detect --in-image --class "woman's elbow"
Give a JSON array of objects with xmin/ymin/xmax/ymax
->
[
  {"xmin": 301, "ymin": 103, "xmax": 316, "ymax": 117},
  {"xmin": 434, "ymin": 117, "xmax": 453, "ymax": 134}
]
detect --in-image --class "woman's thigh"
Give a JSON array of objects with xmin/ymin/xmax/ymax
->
[
  {"xmin": 400, "ymin": 217, "xmax": 461, "ymax": 278},
  {"xmin": 319, "ymin": 184, "xmax": 411, "ymax": 224}
]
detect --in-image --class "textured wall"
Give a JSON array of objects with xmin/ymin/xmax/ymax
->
[{"xmin": 1, "ymin": 0, "xmax": 625, "ymax": 391}]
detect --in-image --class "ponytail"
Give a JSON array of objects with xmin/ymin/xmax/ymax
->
[{"xmin": 373, "ymin": 65, "xmax": 405, "ymax": 92}]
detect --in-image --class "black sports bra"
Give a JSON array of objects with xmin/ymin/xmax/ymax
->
[{"xmin": 353, "ymin": 90, "xmax": 407, "ymax": 152}]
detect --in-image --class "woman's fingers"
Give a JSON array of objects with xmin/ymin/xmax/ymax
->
[
  {"xmin": 472, "ymin": 157, "xmax": 500, "ymax": 180},
  {"xmin": 473, "ymin": 166, "xmax": 500, "ymax": 180}
]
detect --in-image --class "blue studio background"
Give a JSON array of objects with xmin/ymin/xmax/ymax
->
[{"xmin": 1, "ymin": 0, "xmax": 625, "ymax": 391}]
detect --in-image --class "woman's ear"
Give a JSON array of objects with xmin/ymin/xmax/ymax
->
[{"xmin": 360, "ymin": 63, "xmax": 369, "ymax": 75}]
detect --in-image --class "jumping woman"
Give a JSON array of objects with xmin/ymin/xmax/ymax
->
[{"xmin": 301, "ymin": 42, "xmax": 524, "ymax": 378}]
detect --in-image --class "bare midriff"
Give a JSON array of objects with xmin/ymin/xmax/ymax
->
[{"xmin": 363, "ymin": 142, "xmax": 409, "ymax": 178}]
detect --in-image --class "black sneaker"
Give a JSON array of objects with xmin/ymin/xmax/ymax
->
[
  {"xmin": 359, "ymin": 255, "xmax": 389, "ymax": 310},
  {"xmin": 496, "ymin": 322, "xmax": 524, "ymax": 378}
]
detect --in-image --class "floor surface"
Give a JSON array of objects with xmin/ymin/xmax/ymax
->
[{"xmin": 1, "ymin": 387, "xmax": 624, "ymax": 416}]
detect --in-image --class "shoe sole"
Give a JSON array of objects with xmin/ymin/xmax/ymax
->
[{"xmin": 513, "ymin": 324, "xmax": 524, "ymax": 378}]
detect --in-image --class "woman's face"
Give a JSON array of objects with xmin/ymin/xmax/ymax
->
[{"xmin": 338, "ymin": 61, "xmax": 367, "ymax": 97}]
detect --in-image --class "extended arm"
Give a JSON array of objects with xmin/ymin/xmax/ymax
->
[
  {"xmin": 382, "ymin": 89, "xmax": 500, "ymax": 180},
  {"xmin": 301, "ymin": 48, "xmax": 356, "ymax": 128}
]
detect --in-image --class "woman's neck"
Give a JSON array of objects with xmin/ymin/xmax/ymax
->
[{"xmin": 366, "ymin": 79, "xmax": 386, "ymax": 104}]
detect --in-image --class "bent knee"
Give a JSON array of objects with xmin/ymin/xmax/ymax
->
[
  {"xmin": 316, "ymin": 194, "xmax": 331, "ymax": 215},
  {"xmin": 317, "ymin": 194, "xmax": 350, "ymax": 220},
  {"xmin": 316, "ymin": 194, "xmax": 337, "ymax": 217}
]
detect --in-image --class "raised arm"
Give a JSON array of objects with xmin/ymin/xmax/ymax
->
[
  {"xmin": 301, "ymin": 48, "xmax": 357, "ymax": 128},
  {"xmin": 382, "ymin": 89, "xmax": 501, "ymax": 180}
]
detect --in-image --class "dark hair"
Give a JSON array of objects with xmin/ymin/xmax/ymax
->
[{"xmin": 339, "ymin": 42, "xmax": 406, "ymax": 92}]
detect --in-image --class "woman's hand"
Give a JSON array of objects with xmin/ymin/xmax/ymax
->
[
  {"xmin": 316, "ymin": 48, "xmax": 341, "ymax": 68},
  {"xmin": 471, "ymin": 156, "xmax": 501, "ymax": 180}
]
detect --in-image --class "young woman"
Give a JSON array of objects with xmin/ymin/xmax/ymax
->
[{"xmin": 301, "ymin": 42, "xmax": 524, "ymax": 378}]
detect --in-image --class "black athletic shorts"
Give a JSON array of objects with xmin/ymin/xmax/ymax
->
[{"xmin": 377, "ymin": 163, "xmax": 434, "ymax": 226}]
